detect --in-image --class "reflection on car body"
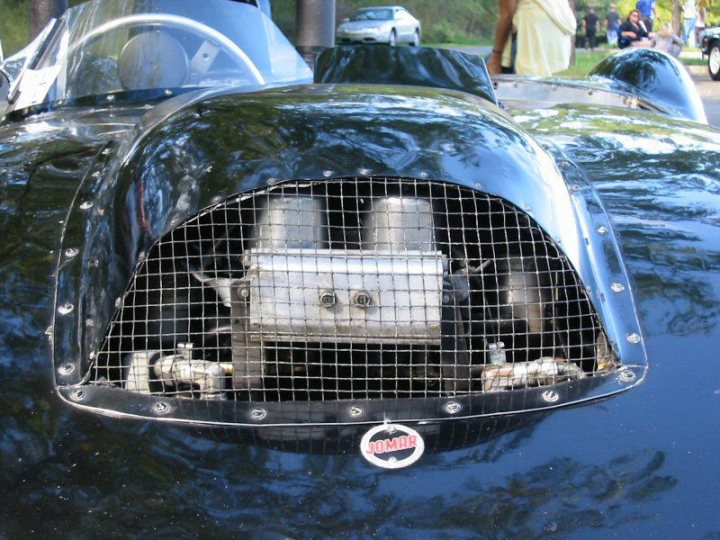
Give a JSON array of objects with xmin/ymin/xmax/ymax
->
[{"xmin": 336, "ymin": 5, "xmax": 421, "ymax": 46}]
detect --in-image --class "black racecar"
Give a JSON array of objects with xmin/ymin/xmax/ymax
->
[
  {"xmin": 701, "ymin": 25, "xmax": 720, "ymax": 80},
  {"xmin": 1, "ymin": 0, "xmax": 719, "ymax": 535}
]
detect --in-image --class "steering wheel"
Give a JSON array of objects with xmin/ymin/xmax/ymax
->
[{"xmin": 71, "ymin": 13, "xmax": 265, "ymax": 90}]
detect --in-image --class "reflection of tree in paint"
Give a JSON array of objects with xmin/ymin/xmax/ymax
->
[{"xmin": 516, "ymin": 106, "xmax": 720, "ymax": 336}]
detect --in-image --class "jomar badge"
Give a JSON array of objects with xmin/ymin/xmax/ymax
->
[{"xmin": 360, "ymin": 423, "xmax": 425, "ymax": 469}]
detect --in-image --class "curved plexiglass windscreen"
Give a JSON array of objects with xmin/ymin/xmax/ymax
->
[{"xmin": 9, "ymin": 0, "xmax": 312, "ymax": 112}]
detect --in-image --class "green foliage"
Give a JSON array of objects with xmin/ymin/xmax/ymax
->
[{"xmin": 0, "ymin": 0, "xmax": 30, "ymax": 56}]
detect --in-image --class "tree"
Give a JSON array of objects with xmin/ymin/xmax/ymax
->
[
  {"xmin": 671, "ymin": 0, "xmax": 683, "ymax": 35},
  {"xmin": 29, "ymin": 0, "xmax": 66, "ymax": 39}
]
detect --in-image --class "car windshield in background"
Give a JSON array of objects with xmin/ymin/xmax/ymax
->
[
  {"xmin": 351, "ymin": 9, "xmax": 393, "ymax": 21},
  {"xmin": 8, "ymin": 0, "xmax": 312, "ymax": 113}
]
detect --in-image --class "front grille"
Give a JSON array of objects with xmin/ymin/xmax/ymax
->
[{"xmin": 91, "ymin": 177, "xmax": 613, "ymax": 402}]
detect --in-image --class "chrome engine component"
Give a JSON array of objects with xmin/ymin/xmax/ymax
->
[
  {"xmin": 241, "ymin": 248, "xmax": 446, "ymax": 344},
  {"xmin": 93, "ymin": 178, "xmax": 615, "ymax": 404},
  {"xmin": 480, "ymin": 357, "xmax": 586, "ymax": 393}
]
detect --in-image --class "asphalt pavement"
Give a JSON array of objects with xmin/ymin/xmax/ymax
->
[{"xmin": 688, "ymin": 67, "xmax": 720, "ymax": 127}]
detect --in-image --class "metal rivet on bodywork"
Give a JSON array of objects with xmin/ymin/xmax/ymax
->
[
  {"xmin": 349, "ymin": 406, "xmax": 364, "ymax": 417},
  {"xmin": 619, "ymin": 370, "xmax": 636, "ymax": 382},
  {"xmin": 542, "ymin": 390, "xmax": 560, "ymax": 403},
  {"xmin": 611, "ymin": 283, "xmax": 625, "ymax": 293},
  {"xmin": 444, "ymin": 401, "xmax": 462, "ymax": 415},
  {"xmin": 358, "ymin": 168, "xmax": 371, "ymax": 176},
  {"xmin": 58, "ymin": 363, "xmax": 75, "ymax": 375},
  {"xmin": 58, "ymin": 303, "xmax": 74, "ymax": 315},
  {"xmin": 79, "ymin": 201, "xmax": 94, "ymax": 210},
  {"xmin": 250, "ymin": 408, "xmax": 267, "ymax": 421},
  {"xmin": 64, "ymin": 248, "xmax": 79, "ymax": 259},
  {"xmin": 597, "ymin": 225, "xmax": 609, "ymax": 235},
  {"xmin": 323, "ymin": 170, "xmax": 334, "ymax": 178},
  {"xmin": 626, "ymin": 333, "xmax": 642, "ymax": 344},
  {"xmin": 70, "ymin": 388, "xmax": 86, "ymax": 401},
  {"xmin": 153, "ymin": 402, "xmax": 171, "ymax": 415}
]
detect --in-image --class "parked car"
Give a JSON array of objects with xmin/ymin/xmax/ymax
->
[
  {"xmin": 1, "ymin": 0, "xmax": 719, "ymax": 536},
  {"xmin": 336, "ymin": 5, "xmax": 421, "ymax": 46},
  {"xmin": 700, "ymin": 26, "xmax": 720, "ymax": 80}
]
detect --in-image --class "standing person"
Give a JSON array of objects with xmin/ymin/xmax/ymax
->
[
  {"xmin": 636, "ymin": 0, "xmax": 656, "ymax": 29},
  {"xmin": 683, "ymin": 0, "xmax": 697, "ymax": 45},
  {"xmin": 584, "ymin": 8, "xmax": 599, "ymax": 51},
  {"xmin": 606, "ymin": 5, "xmax": 621, "ymax": 46},
  {"xmin": 695, "ymin": 0, "xmax": 707, "ymax": 46},
  {"xmin": 487, "ymin": 0, "xmax": 577, "ymax": 76}
]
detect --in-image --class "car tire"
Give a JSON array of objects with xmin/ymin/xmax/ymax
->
[
  {"xmin": 410, "ymin": 29, "xmax": 420, "ymax": 47},
  {"xmin": 709, "ymin": 43, "xmax": 720, "ymax": 81},
  {"xmin": 389, "ymin": 29, "xmax": 397, "ymax": 47}
]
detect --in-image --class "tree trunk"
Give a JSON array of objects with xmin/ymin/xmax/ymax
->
[
  {"xmin": 672, "ymin": 0, "xmax": 683, "ymax": 35},
  {"xmin": 569, "ymin": 0, "xmax": 577, "ymax": 64},
  {"xmin": 29, "ymin": 0, "xmax": 67, "ymax": 40}
]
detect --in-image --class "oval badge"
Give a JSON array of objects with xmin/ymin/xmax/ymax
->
[{"xmin": 360, "ymin": 423, "xmax": 425, "ymax": 469}]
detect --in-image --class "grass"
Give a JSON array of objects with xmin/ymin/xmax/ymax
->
[{"xmin": 557, "ymin": 48, "xmax": 615, "ymax": 78}]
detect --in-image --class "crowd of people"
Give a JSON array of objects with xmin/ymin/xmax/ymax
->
[{"xmin": 487, "ymin": 0, "xmax": 711, "ymax": 76}]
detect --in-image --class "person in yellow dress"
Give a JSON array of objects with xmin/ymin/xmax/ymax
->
[{"xmin": 487, "ymin": 0, "xmax": 577, "ymax": 76}]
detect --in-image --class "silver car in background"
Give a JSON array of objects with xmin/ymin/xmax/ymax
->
[{"xmin": 336, "ymin": 6, "xmax": 421, "ymax": 46}]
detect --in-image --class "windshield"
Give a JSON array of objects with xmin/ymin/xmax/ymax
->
[
  {"xmin": 351, "ymin": 9, "xmax": 393, "ymax": 21},
  {"xmin": 8, "ymin": 0, "xmax": 312, "ymax": 113}
]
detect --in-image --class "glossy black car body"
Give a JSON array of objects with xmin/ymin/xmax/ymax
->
[
  {"xmin": 701, "ymin": 26, "xmax": 720, "ymax": 80},
  {"xmin": 1, "ymin": 0, "xmax": 720, "ymax": 536}
]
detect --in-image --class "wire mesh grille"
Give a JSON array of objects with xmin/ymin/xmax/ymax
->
[{"xmin": 92, "ymin": 178, "xmax": 612, "ymax": 402}]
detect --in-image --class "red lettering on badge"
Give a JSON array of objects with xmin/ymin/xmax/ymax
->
[{"xmin": 366, "ymin": 435, "xmax": 418, "ymax": 455}]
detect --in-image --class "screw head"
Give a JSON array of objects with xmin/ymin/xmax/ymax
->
[
  {"xmin": 250, "ymin": 408, "xmax": 267, "ymax": 421},
  {"xmin": 153, "ymin": 402, "xmax": 171, "ymax": 415},
  {"xmin": 619, "ymin": 370, "xmax": 636, "ymax": 382},
  {"xmin": 542, "ymin": 390, "xmax": 560, "ymax": 403},
  {"xmin": 626, "ymin": 333, "xmax": 642, "ymax": 344},
  {"xmin": 58, "ymin": 363, "xmax": 75, "ymax": 375},
  {"xmin": 319, "ymin": 290, "xmax": 337, "ymax": 308},
  {"xmin": 70, "ymin": 388, "xmax": 86, "ymax": 401},
  {"xmin": 353, "ymin": 291, "xmax": 372, "ymax": 308},
  {"xmin": 444, "ymin": 401, "xmax": 462, "ymax": 415},
  {"xmin": 57, "ymin": 303, "xmax": 74, "ymax": 315},
  {"xmin": 611, "ymin": 283, "xmax": 626, "ymax": 293},
  {"xmin": 349, "ymin": 406, "xmax": 364, "ymax": 417}
]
